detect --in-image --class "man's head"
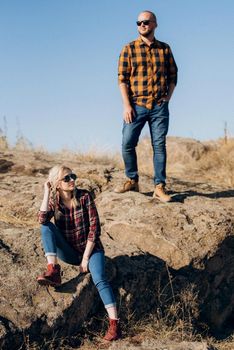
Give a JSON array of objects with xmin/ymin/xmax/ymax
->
[{"xmin": 137, "ymin": 11, "xmax": 157, "ymax": 38}]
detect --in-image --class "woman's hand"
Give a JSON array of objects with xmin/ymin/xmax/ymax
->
[{"xmin": 79, "ymin": 256, "xmax": 89, "ymax": 273}]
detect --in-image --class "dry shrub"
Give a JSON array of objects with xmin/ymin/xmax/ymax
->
[
  {"xmin": 194, "ymin": 138, "xmax": 234, "ymax": 187},
  {"xmin": 117, "ymin": 281, "xmax": 233, "ymax": 350},
  {"xmin": 129, "ymin": 284, "xmax": 201, "ymax": 343},
  {"xmin": 0, "ymin": 135, "xmax": 8, "ymax": 150},
  {"xmin": 53, "ymin": 147, "xmax": 122, "ymax": 168},
  {"xmin": 14, "ymin": 136, "xmax": 33, "ymax": 151},
  {"xmin": 212, "ymin": 336, "xmax": 234, "ymax": 350},
  {"xmin": 136, "ymin": 136, "xmax": 234, "ymax": 187},
  {"xmin": 76, "ymin": 150, "xmax": 122, "ymax": 167}
]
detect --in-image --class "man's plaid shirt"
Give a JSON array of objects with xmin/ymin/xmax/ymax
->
[
  {"xmin": 38, "ymin": 189, "xmax": 104, "ymax": 254},
  {"xmin": 118, "ymin": 37, "xmax": 178, "ymax": 109}
]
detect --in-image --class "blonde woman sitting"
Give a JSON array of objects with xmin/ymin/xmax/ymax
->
[{"xmin": 37, "ymin": 165, "xmax": 121, "ymax": 341}]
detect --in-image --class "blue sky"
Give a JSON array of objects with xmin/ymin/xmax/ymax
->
[{"xmin": 0, "ymin": 0, "xmax": 234, "ymax": 152}]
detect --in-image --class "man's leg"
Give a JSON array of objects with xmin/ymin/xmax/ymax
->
[
  {"xmin": 122, "ymin": 105, "xmax": 147, "ymax": 180},
  {"xmin": 115, "ymin": 105, "xmax": 147, "ymax": 193},
  {"xmin": 148, "ymin": 102, "xmax": 171, "ymax": 202},
  {"xmin": 149, "ymin": 101, "xmax": 169, "ymax": 184}
]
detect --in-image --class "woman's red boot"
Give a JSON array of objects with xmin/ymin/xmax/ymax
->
[
  {"xmin": 37, "ymin": 264, "xmax": 62, "ymax": 287},
  {"xmin": 103, "ymin": 318, "xmax": 121, "ymax": 341}
]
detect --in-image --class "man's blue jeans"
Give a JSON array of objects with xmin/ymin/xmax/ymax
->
[
  {"xmin": 41, "ymin": 222, "xmax": 116, "ymax": 308},
  {"xmin": 122, "ymin": 102, "xmax": 169, "ymax": 185}
]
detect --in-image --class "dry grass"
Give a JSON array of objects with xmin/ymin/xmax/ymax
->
[
  {"xmin": 22, "ymin": 282, "xmax": 205, "ymax": 349},
  {"xmin": 3, "ymin": 134, "xmax": 233, "ymax": 188},
  {"xmin": 0, "ymin": 135, "xmax": 8, "ymax": 150},
  {"xmin": 51, "ymin": 146, "xmax": 122, "ymax": 168},
  {"xmin": 74, "ymin": 281, "xmax": 233, "ymax": 350},
  {"xmin": 194, "ymin": 138, "xmax": 234, "ymax": 187},
  {"xmin": 136, "ymin": 136, "xmax": 234, "ymax": 187}
]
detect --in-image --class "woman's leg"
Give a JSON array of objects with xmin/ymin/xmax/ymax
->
[
  {"xmin": 89, "ymin": 251, "xmax": 121, "ymax": 340},
  {"xmin": 88, "ymin": 251, "xmax": 117, "ymax": 318},
  {"xmin": 41, "ymin": 222, "xmax": 81, "ymax": 265},
  {"xmin": 38, "ymin": 222, "xmax": 81, "ymax": 286}
]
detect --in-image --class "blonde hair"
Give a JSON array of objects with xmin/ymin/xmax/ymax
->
[{"xmin": 48, "ymin": 165, "xmax": 79, "ymax": 218}]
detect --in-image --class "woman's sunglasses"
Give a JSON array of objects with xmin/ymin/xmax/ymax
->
[{"xmin": 61, "ymin": 173, "xmax": 77, "ymax": 183}]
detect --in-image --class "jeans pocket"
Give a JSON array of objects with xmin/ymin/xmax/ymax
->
[{"xmin": 158, "ymin": 101, "xmax": 169, "ymax": 117}]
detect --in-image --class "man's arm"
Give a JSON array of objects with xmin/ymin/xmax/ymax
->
[
  {"xmin": 118, "ymin": 45, "xmax": 135, "ymax": 123},
  {"xmin": 166, "ymin": 45, "xmax": 178, "ymax": 97},
  {"xmin": 167, "ymin": 83, "xmax": 176, "ymax": 100},
  {"xmin": 158, "ymin": 45, "xmax": 178, "ymax": 103},
  {"xmin": 119, "ymin": 83, "xmax": 135, "ymax": 123},
  {"xmin": 159, "ymin": 83, "xmax": 176, "ymax": 103}
]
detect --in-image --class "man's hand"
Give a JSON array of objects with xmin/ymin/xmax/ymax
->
[
  {"xmin": 123, "ymin": 105, "xmax": 135, "ymax": 123},
  {"xmin": 158, "ymin": 95, "xmax": 170, "ymax": 104},
  {"xmin": 158, "ymin": 83, "xmax": 175, "ymax": 105},
  {"xmin": 80, "ymin": 256, "xmax": 89, "ymax": 273}
]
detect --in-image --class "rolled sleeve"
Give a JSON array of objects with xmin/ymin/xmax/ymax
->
[
  {"xmin": 118, "ymin": 46, "xmax": 131, "ymax": 85},
  {"xmin": 38, "ymin": 210, "xmax": 54, "ymax": 224},
  {"xmin": 167, "ymin": 46, "xmax": 178, "ymax": 86}
]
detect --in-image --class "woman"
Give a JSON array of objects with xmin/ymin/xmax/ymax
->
[{"xmin": 37, "ymin": 165, "xmax": 121, "ymax": 341}]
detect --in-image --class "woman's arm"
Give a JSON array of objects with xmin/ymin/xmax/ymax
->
[
  {"xmin": 38, "ymin": 181, "xmax": 54, "ymax": 224},
  {"xmin": 79, "ymin": 192, "xmax": 101, "ymax": 272},
  {"xmin": 86, "ymin": 192, "xmax": 101, "ymax": 243},
  {"xmin": 40, "ymin": 181, "xmax": 51, "ymax": 211},
  {"xmin": 79, "ymin": 240, "xmax": 95, "ymax": 273}
]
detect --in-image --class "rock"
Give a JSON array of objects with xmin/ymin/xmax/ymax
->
[
  {"xmin": 0, "ymin": 144, "xmax": 233, "ymax": 348},
  {"xmin": 0, "ymin": 158, "xmax": 14, "ymax": 173}
]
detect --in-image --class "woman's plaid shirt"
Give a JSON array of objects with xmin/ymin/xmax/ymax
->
[
  {"xmin": 38, "ymin": 189, "xmax": 104, "ymax": 254},
  {"xmin": 118, "ymin": 37, "xmax": 178, "ymax": 109}
]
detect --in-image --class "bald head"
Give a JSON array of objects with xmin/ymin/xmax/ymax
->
[{"xmin": 139, "ymin": 10, "xmax": 157, "ymax": 26}]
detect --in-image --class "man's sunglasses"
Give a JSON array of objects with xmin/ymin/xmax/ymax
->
[
  {"xmin": 136, "ymin": 20, "xmax": 153, "ymax": 26},
  {"xmin": 61, "ymin": 173, "xmax": 77, "ymax": 183}
]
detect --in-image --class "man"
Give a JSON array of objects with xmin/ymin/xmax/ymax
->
[{"xmin": 115, "ymin": 10, "xmax": 178, "ymax": 202}]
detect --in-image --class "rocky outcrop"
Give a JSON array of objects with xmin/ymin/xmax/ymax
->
[{"xmin": 0, "ymin": 147, "xmax": 233, "ymax": 349}]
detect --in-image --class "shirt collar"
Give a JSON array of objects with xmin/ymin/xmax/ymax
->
[{"xmin": 137, "ymin": 37, "xmax": 160, "ymax": 48}]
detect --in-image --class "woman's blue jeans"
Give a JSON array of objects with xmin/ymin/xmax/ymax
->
[
  {"xmin": 122, "ymin": 102, "xmax": 169, "ymax": 185},
  {"xmin": 41, "ymin": 222, "xmax": 116, "ymax": 308}
]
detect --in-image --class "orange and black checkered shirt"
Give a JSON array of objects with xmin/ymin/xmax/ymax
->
[{"xmin": 118, "ymin": 37, "xmax": 178, "ymax": 109}]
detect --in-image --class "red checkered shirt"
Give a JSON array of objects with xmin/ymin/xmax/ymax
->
[{"xmin": 38, "ymin": 189, "xmax": 104, "ymax": 254}]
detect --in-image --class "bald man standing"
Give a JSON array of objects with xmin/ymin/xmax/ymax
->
[{"xmin": 116, "ymin": 10, "xmax": 178, "ymax": 202}]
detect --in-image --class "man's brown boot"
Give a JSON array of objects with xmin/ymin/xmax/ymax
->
[
  {"xmin": 153, "ymin": 183, "xmax": 171, "ymax": 202},
  {"xmin": 104, "ymin": 318, "xmax": 122, "ymax": 341},
  {"xmin": 114, "ymin": 179, "xmax": 139, "ymax": 193},
  {"xmin": 37, "ymin": 264, "xmax": 62, "ymax": 287}
]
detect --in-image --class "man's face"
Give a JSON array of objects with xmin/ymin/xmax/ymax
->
[{"xmin": 137, "ymin": 12, "xmax": 157, "ymax": 37}]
